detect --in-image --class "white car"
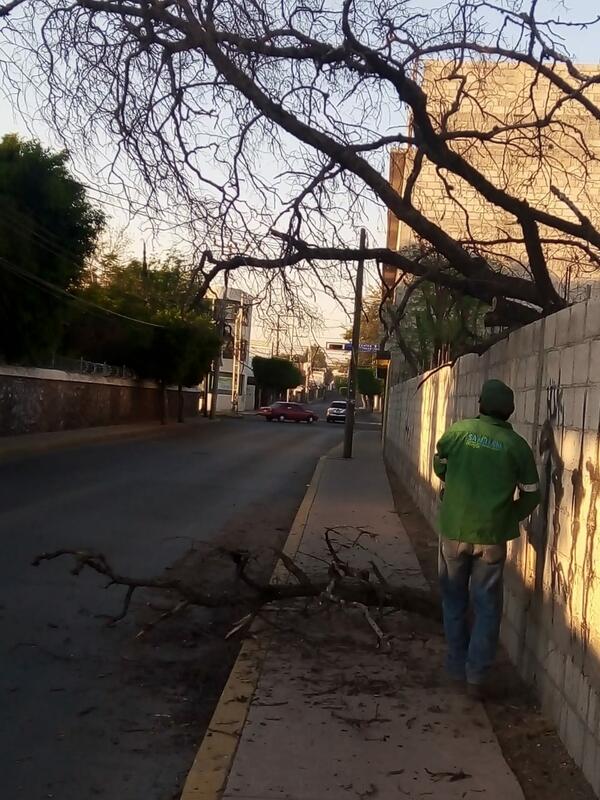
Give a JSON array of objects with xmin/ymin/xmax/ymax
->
[{"xmin": 326, "ymin": 400, "xmax": 347, "ymax": 423}]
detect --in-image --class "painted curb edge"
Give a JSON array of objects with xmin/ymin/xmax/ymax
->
[{"xmin": 179, "ymin": 454, "xmax": 328, "ymax": 800}]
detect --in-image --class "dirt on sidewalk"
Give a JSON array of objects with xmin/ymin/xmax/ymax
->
[{"xmin": 388, "ymin": 474, "xmax": 595, "ymax": 800}]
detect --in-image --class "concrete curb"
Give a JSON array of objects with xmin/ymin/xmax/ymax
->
[{"xmin": 179, "ymin": 455, "xmax": 327, "ymax": 800}]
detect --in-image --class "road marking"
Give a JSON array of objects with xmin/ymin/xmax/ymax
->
[{"xmin": 179, "ymin": 455, "xmax": 327, "ymax": 800}]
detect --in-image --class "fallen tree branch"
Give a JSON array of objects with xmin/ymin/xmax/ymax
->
[{"xmin": 32, "ymin": 533, "xmax": 441, "ymax": 644}]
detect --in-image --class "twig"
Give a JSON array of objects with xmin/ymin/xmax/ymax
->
[
  {"xmin": 275, "ymin": 549, "xmax": 313, "ymax": 586},
  {"xmin": 135, "ymin": 600, "xmax": 190, "ymax": 639}
]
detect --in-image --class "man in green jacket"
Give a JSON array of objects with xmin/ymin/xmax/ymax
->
[{"xmin": 433, "ymin": 379, "xmax": 540, "ymax": 697}]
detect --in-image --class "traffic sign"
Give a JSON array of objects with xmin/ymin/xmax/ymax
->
[
  {"xmin": 326, "ymin": 342, "xmax": 378, "ymax": 353},
  {"xmin": 326, "ymin": 342, "xmax": 352, "ymax": 351}
]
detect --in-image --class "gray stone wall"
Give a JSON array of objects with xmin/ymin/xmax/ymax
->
[
  {"xmin": 0, "ymin": 366, "xmax": 201, "ymax": 436},
  {"xmin": 384, "ymin": 298, "xmax": 600, "ymax": 795}
]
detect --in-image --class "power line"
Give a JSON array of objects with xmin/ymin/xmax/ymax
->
[
  {"xmin": 0, "ymin": 256, "xmax": 165, "ymax": 329},
  {"xmin": 2, "ymin": 205, "xmax": 104, "ymax": 270}
]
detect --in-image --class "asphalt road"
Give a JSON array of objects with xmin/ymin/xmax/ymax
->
[{"xmin": 0, "ymin": 404, "xmax": 379, "ymax": 799}]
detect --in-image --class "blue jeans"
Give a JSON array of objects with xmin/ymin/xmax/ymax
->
[{"xmin": 438, "ymin": 537, "xmax": 507, "ymax": 685}]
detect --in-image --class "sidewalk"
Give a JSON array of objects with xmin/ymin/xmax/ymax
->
[{"xmin": 183, "ymin": 431, "xmax": 525, "ymax": 800}]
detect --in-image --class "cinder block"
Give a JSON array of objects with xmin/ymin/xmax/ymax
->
[
  {"xmin": 576, "ymin": 673, "xmax": 592, "ymax": 723},
  {"xmin": 545, "ymin": 312, "xmax": 558, "ymax": 350},
  {"xmin": 588, "ymin": 688, "xmax": 600, "ymax": 735},
  {"xmin": 562, "ymin": 387, "xmax": 578, "ymax": 427},
  {"xmin": 585, "ymin": 300, "xmax": 600, "ymax": 339},
  {"xmin": 515, "ymin": 422, "xmax": 533, "ymax": 443},
  {"xmin": 565, "ymin": 706, "xmax": 586, "ymax": 765},
  {"xmin": 515, "ymin": 389, "xmax": 527, "ymax": 422},
  {"xmin": 561, "ymin": 428, "xmax": 585, "ymax": 472},
  {"xmin": 526, "ymin": 354, "xmax": 540, "ymax": 388},
  {"xmin": 571, "ymin": 301, "xmax": 588, "ymax": 344},
  {"xmin": 504, "ymin": 589, "xmax": 524, "ymax": 628},
  {"xmin": 574, "ymin": 391, "xmax": 588, "ymax": 430},
  {"xmin": 525, "ymin": 389, "xmax": 537, "ymax": 424},
  {"xmin": 508, "ymin": 330, "xmax": 525, "ymax": 360},
  {"xmin": 560, "ymin": 346, "xmax": 576, "ymax": 385},
  {"xmin": 582, "ymin": 732, "xmax": 598, "ymax": 794},
  {"xmin": 540, "ymin": 673, "xmax": 561, "ymax": 721},
  {"xmin": 490, "ymin": 338, "xmax": 509, "ymax": 364},
  {"xmin": 547, "ymin": 646, "xmax": 567, "ymax": 690},
  {"xmin": 460, "ymin": 352, "xmax": 479, "ymax": 374},
  {"xmin": 528, "ymin": 318, "xmax": 544, "ymax": 349},
  {"xmin": 544, "ymin": 349, "xmax": 561, "ymax": 385},
  {"xmin": 573, "ymin": 341, "xmax": 591, "ymax": 385},
  {"xmin": 559, "ymin": 691, "xmax": 570, "ymax": 741},
  {"xmin": 585, "ymin": 388, "xmax": 600, "ymax": 432},
  {"xmin": 533, "ymin": 626, "xmax": 551, "ymax": 666},
  {"xmin": 518, "ymin": 322, "xmax": 535, "ymax": 355},
  {"xmin": 520, "ymin": 644, "xmax": 538, "ymax": 684},
  {"xmin": 590, "ymin": 340, "xmax": 600, "ymax": 383},
  {"xmin": 556, "ymin": 306, "xmax": 573, "ymax": 346},
  {"xmin": 564, "ymin": 656, "xmax": 584, "ymax": 708},
  {"xmin": 516, "ymin": 358, "xmax": 528, "ymax": 389}
]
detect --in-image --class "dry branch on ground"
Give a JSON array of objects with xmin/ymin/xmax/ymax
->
[{"xmin": 32, "ymin": 529, "xmax": 439, "ymax": 647}]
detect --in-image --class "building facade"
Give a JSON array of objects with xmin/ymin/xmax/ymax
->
[
  {"xmin": 204, "ymin": 286, "xmax": 255, "ymax": 413},
  {"xmin": 385, "ymin": 60, "xmax": 600, "ymax": 302}
]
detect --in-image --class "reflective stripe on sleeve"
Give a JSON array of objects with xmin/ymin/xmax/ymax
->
[{"xmin": 519, "ymin": 482, "xmax": 539, "ymax": 492}]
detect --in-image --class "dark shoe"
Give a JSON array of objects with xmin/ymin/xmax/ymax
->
[{"xmin": 466, "ymin": 683, "xmax": 485, "ymax": 701}]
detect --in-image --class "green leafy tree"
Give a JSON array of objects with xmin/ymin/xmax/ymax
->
[
  {"xmin": 65, "ymin": 258, "xmax": 220, "ymax": 386},
  {"xmin": 357, "ymin": 368, "xmax": 383, "ymax": 409},
  {"xmin": 397, "ymin": 280, "xmax": 487, "ymax": 378},
  {"xmin": 0, "ymin": 134, "xmax": 104, "ymax": 362},
  {"xmin": 252, "ymin": 356, "xmax": 303, "ymax": 405}
]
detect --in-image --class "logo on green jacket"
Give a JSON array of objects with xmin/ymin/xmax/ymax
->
[{"xmin": 465, "ymin": 432, "xmax": 503, "ymax": 451}]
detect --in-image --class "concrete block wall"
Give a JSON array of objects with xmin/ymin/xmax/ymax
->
[
  {"xmin": 384, "ymin": 298, "xmax": 600, "ymax": 795},
  {"xmin": 0, "ymin": 365, "xmax": 202, "ymax": 436}
]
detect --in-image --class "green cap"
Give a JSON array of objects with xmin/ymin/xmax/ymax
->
[{"xmin": 479, "ymin": 379, "xmax": 515, "ymax": 418}]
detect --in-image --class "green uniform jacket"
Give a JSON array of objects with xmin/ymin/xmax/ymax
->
[{"xmin": 433, "ymin": 415, "xmax": 540, "ymax": 544}]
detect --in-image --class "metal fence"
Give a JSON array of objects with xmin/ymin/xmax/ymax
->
[{"xmin": 38, "ymin": 355, "xmax": 136, "ymax": 379}]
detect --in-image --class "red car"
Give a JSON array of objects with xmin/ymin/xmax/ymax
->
[{"xmin": 259, "ymin": 401, "xmax": 318, "ymax": 424}]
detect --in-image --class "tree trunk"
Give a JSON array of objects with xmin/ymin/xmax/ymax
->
[
  {"xmin": 160, "ymin": 382, "xmax": 168, "ymax": 425},
  {"xmin": 177, "ymin": 383, "xmax": 184, "ymax": 423}
]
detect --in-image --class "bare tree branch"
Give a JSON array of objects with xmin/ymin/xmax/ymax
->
[{"xmin": 5, "ymin": 0, "xmax": 600, "ymax": 323}]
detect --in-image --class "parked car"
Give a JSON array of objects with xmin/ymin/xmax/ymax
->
[
  {"xmin": 326, "ymin": 400, "xmax": 347, "ymax": 423},
  {"xmin": 259, "ymin": 401, "xmax": 318, "ymax": 423}
]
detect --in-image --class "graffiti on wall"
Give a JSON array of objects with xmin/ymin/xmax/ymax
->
[
  {"xmin": 546, "ymin": 380, "xmax": 564, "ymax": 428},
  {"xmin": 537, "ymin": 381, "xmax": 599, "ymax": 652}
]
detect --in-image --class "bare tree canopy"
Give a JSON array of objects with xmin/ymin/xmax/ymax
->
[{"xmin": 3, "ymin": 1, "xmax": 600, "ymax": 327}]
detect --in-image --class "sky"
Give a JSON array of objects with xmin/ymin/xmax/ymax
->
[{"xmin": 0, "ymin": 0, "xmax": 597, "ymax": 356}]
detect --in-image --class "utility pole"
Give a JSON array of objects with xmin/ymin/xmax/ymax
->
[
  {"xmin": 210, "ymin": 278, "xmax": 228, "ymax": 419},
  {"xmin": 343, "ymin": 228, "xmax": 366, "ymax": 459},
  {"xmin": 231, "ymin": 301, "xmax": 243, "ymax": 413}
]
